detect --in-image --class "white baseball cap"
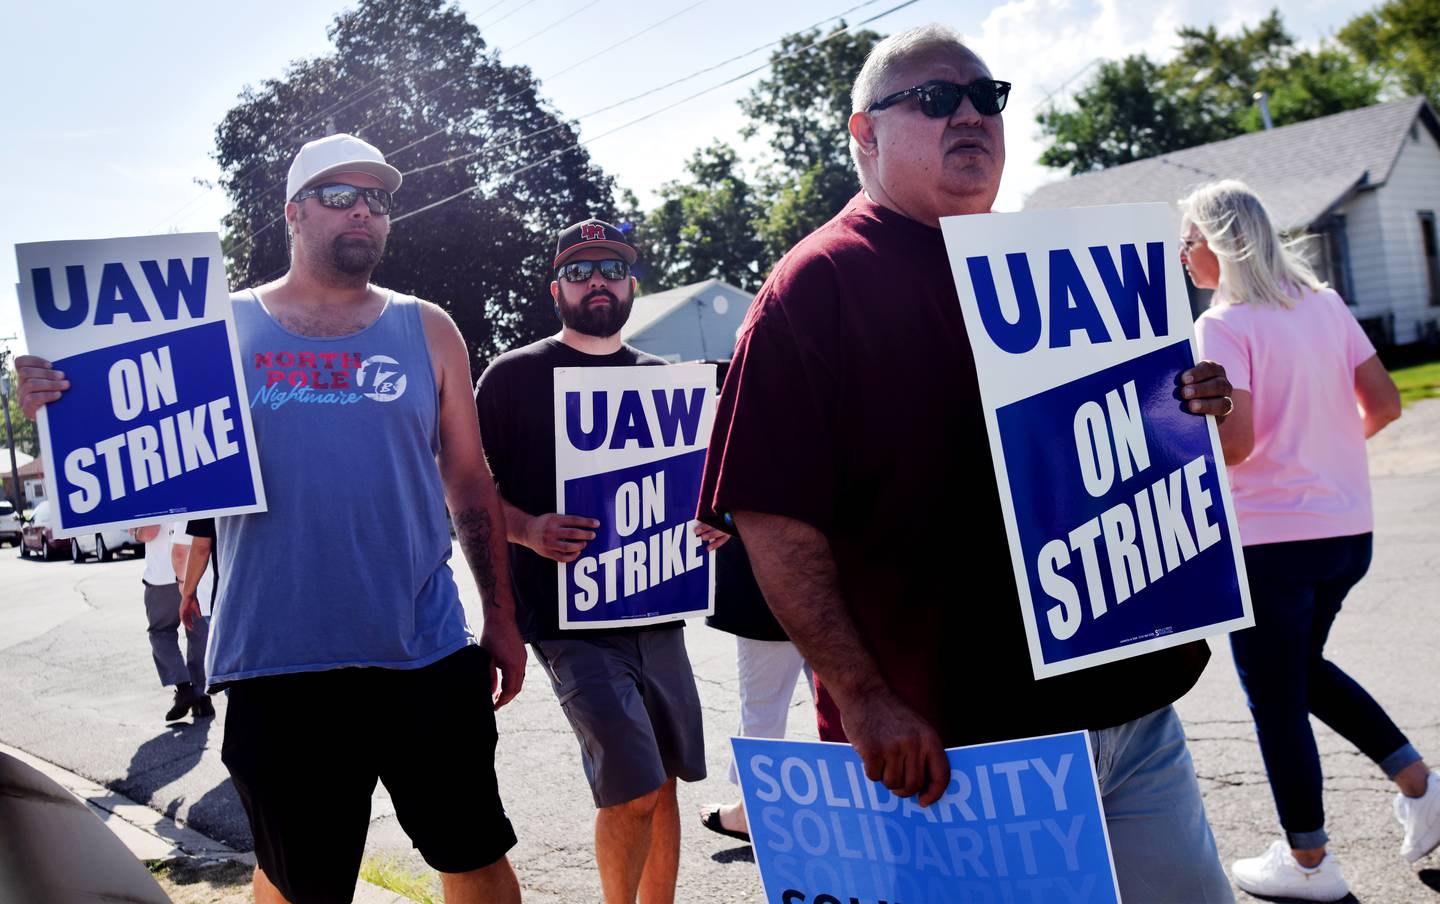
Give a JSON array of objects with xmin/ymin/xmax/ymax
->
[{"xmin": 286, "ymin": 133, "xmax": 403, "ymax": 202}]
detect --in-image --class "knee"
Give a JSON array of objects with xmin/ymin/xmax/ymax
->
[{"xmin": 606, "ymin": 786, "xmax": 662, "ymax": 820}]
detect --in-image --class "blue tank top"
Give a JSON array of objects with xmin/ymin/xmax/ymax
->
[{"xmin": 207, "ymin": 291, "xmax": 472, "ymax": 687}]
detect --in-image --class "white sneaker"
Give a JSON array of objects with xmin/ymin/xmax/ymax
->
[
  {"xmin": 1232, "ymin": 840, "xmax": 1350, "ymax": 902},
  {"xmin": 1395, "ymin": 769, "xmax": 1440, "ymax": 863}
]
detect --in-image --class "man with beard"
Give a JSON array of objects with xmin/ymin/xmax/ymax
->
[
  {"xmin": 475, "ymin": 219, "xmax": 719, "ymax": 904},
  {"xmin": 16, "ymin": 133, "xmax": 527, "ymax": 904}
]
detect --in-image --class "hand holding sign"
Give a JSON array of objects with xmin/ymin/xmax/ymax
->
[
  {"xmin": 525, "ymin": 512, "xmax": 600, "ymax": 563},
  {"xmin": 844, "ymin": 687, "xmax": 950, "ymax": 807},
  {"xmin": 1180, "ymin": 360, "xmax": 1234, "ymax": 418},
  {"xmin": 13, "ymin": 355, "xmax": 67, "ymax": 419}
]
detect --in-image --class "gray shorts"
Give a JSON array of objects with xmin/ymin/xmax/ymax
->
[{"xmin": 533, "ymin": 628, "xmax": 707, "ymax": 808}]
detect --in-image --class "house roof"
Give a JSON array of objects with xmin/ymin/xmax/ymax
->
[
  {"xmin": 622, "ymin": 278, "xmax": 730, "ymax": 340},
  {"xmin": 1024, "ymin": 97, "xmax": 1440, "ymax": 230}
]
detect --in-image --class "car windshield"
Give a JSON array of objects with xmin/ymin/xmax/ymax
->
[{"xmin": 0, "ymin": 502, "xmax": 14, "ymax": 515}]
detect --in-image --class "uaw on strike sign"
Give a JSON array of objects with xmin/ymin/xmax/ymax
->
[
  {"xmin": 16, "ymin": 233, "xmax": 265, "ymax": 536},
  {"xmin": 554, "ymin": 363, "xmax": 717, "ymax": 629},
  {"xmin": 941, "ymin": 203, "xmax": 1252, "ymax": 679}
]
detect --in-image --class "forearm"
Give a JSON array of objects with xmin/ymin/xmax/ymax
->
[
  {"xmin": 181, "ymin": 538, "xmax": 210, "ymax": 598},
  {"xmin": 1362, "ymin": 408, "xmax": 1399, "ymax": 438},
  {"xmin": 497, "ymin": 496, "xmax": 535, "ymax": 548},
  {"xmin": 732, "ymin": 510, "xmax": 890, "ymax": 707},
  {"xmin": 171, "ymin": 547, "xmax": 189, "ymax": 582},
  {"xmin": 451, "ymin": 478, "xmax": 519, "ymax": 625}
]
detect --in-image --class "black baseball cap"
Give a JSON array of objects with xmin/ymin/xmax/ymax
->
[{"xmin": 554, "ymin": 218, "xmax": 637, "ymax": 269}]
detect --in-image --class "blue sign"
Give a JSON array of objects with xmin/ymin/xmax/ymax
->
[
  {"xmin": 734, "ymin": 733, "xmax": 1120, "ymax": 904},
  {"xmin": 996, "ymin": 340, "xmax": 1246, "ymax": 670},
  {"xmin": 553, "ymin": 364, "xmax": 717, "ymax": 628},
  {"xmin": 16, "ymin": 233, "xmax": 267, "ymax": 535},
  {"xmin": 942, "ymin": 204, "xmax": 1252, "ymax": 678},
  {"xmin": 48, "ymin": 322, "xmax": 258, "ymax": 526}
]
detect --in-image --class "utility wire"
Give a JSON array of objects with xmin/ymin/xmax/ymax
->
[
  {"xmin": 383, "ymin": 0, "xmax": 708, "ymax": 161},
  {"xmin": 391, "ymin": 0, "xmax": 920, "ymax": 225},
  {"xmin": 232, "ymin": 0, "xmax": 912, "ymax": 253},
  {"xmin": 401, "ymin": 0, "xmax": 892, "ymax": 180}
]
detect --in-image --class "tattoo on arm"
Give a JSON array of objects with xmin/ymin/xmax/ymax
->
[{"xmin": 454, "ymin": 506, "xmax": 502, "ymax": 607}]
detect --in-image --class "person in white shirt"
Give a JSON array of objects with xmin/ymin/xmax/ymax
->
[{"xmin": 131, "ymin": 521, "xmax": 213, "ymax": 721}]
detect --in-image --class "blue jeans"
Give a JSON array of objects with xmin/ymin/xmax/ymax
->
[
  {"xmin": 1092, "ymin": 706, "xmax": 1233, "ymax": 902},
  {"xmin": 1230, "ymin": 533, "xmax": 1419, "ymax": 849}
]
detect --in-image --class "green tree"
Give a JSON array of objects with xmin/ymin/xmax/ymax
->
[
  {"xmin": 1037, "ymin": 56, "xmax": 1217, "ymax": 173},
  {"xmin": 1339, "ymin": 0, "xmax": 1440, "ymax": 105},
  {"xmin": 215, "ymin": 0, "xmax": 618, "ymax": 373},
  {"xmin": 740, "ymin": 24, "xmax": 882, "ymax": 263},
  {"xmin": 634, "ymin": 143, "xmax": 766, "ymax": 292},
  {"xmin": 1038, "ymin": 10, "xmax": 1384, "ymax": 174}
]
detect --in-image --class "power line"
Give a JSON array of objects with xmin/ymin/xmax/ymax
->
[
  {"xmin": 502, "ymin": 1, "xmax": 596, "ymax": 54},
  {"xmin": 391, "ymin": 0, "xmax": 919, "ymax": 225},
  {"xmin": 479, "ymin": 0, "xmax": 540, "ymax": 31},
  {"xmin": 400, "ymin": 0, "xmax": 893, "ymax": 180},
  {"xmin": 383, "ymin": 0, "xmax": 709, "ymax": 162},
  {"xmin": 232, "ymin": 0, "xmax": 911, "ymax": 255}
]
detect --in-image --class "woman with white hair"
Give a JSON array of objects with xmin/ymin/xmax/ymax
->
[{"xmin": 1182, "ymin": 179, "xmax": 1440, "ymax": 900}]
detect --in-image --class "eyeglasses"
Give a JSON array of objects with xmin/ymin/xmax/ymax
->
[
  {"xmin": 557, "ymin": 259, "xmax": 630, "ymax": 282},
  {"xmin": 867, "ymin": 79, "xmax": 1011, "ymax": 118},
  {"xmin": 291, "ymin": 183, "xmax": 395, "ymax": 215}
]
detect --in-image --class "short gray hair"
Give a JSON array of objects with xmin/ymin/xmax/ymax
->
[{"xmin": 849, "ymin": 24, "xmax": 984, "ymax": 175}]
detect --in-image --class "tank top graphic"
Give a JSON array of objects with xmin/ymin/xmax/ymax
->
[{"xmin": 206, "ymin": 291, "xmax": 472, "ymax": 687}]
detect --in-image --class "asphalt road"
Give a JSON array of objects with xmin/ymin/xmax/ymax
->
[{"xmin": 1, "ymin": 474, "xmax": 1436, "ymax": 903}]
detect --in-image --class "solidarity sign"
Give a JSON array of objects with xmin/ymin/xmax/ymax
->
[
  {"xmin": 553, "ymin": 363, "xmax": 717, "ymax": 629},
  {"xmin": 941, "ymin": 203, "xmax": 1252, "ymax": 679},
  {"xmin": 16, "ymin": 233, "xmax": 265, "ymax": 536},
  {"xmin": 734, "ymin": 733, "xmax": 1120, "ymax": 904}
]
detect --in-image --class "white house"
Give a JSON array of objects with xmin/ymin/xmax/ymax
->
[
  {"xmin": 622, "ymin": 279, "xmax": 754, "ymax": 362},
  {"xmin": 1025, "ymin": 97, "xmax": 1440, "ymax": 346}
]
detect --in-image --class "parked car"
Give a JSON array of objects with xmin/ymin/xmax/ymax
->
[
  {"xmin": 70, "ymin": 527, "xmax": 143, "ymax": 563},
  {"xmin": 19, "ymin": 501, "xmax": 71, "ymax": 560},
  {"xmin": 0, "ymin": 499, "xmax": 22, "ymax": 547}
]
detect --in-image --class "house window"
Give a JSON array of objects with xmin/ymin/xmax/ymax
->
[
  {"xmin": 1421, "ymin": 212, "xmax": 1440, "ymax": 307},
  {"xmin": 1311, "ymin": 216, "xmax": 1354, "ymax": 303}
]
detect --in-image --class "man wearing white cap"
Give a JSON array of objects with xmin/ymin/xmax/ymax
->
[{"xmin": 17, "ymin": 133, "xmax": 527, "ymax": 904}]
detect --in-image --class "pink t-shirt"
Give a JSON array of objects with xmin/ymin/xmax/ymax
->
[{"xmin": 1195, "ymin": 286, "xmax": 1377, "ymax": 546}]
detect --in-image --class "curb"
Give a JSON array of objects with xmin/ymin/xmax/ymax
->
[{"xmin": 0, "ymin": 742, "xmax": 410, "ymax": 903}]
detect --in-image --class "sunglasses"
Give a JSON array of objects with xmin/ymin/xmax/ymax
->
[
  {"xmin": 557, "ymin": 259, "xmax": 630, "ymax": 282},
  {"xmin": 291, "ymin": 183, "xmax": 395, "ymax": 215},
  {"xmin": 867, "ymin": 78, "xmax": 1011, "ymax": 118}
]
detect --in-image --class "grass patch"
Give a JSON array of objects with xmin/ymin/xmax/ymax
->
[
  {"xmin": 360, "ymin": 856, "xmax": 441, "ymax": 904},
  {"xmin": 1391, "ymin": 359, "xmax": 1440, "ymax": 407},
  {"xmin": 145, "ymin": 858, "xmax": 253, "ymax": 904}
]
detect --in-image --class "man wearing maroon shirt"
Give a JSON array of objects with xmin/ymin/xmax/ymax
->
[{"xmin": 698, "ymin": 23, "xmax": 1237, "ymax": 900}]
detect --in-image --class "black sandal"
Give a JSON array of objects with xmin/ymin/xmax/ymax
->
[{"xmin": 699, "ymin": 806, "xmax": 751, "ymax": 843}]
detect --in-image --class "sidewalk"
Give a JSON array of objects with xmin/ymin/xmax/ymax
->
[{"xmin": 0, "ymin": 742, "xmax": 409, "ymax": 904}]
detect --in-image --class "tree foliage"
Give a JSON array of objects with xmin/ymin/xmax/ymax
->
[
  {"xmin": 634, "ymin": 23, "xmax": 881, "ymax": 291},
  {"xmin": 741, "ymin": 24, "xmax": 881, "ymax": 263},
  {"xmin": 1038, "ymin": 10, "xmax": 1384, "ymax": 174},
  {"xmin": 634, "ymin": 143, "xmax": 766, "ymax": 292},
  {"xmin": 215, "ymin": 0, "xmax": 618, "ymax": 373},
  {"xmin": 1339, "ymin": 0, "xmax": 1440, "ymax": 106}
]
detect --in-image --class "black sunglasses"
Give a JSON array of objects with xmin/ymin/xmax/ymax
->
[
  {"xmin": 291, "ymin": 183, "xmax": 395, "ymax": 215},
  {"xmin": 557, "ymin": 259, "xmax": 630, "ymax": 282},
  {"xmin": 867, "ymin": 78, "xmax": 1011, "ymax": 118}
]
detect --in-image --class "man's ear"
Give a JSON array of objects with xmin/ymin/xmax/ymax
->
[
  {"xmin": 550, "ymin": 281, "xmax": 560, "ymax": 302},
  {"xmin": 849, "ymin": 110, "xmax": 879, "ymax": 158}
]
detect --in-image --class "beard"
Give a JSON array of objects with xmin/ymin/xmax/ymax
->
[
  {"xmin": 557, "ymin": 285, "xmax": 634, "ymax": 337},
  {"xmin": 330, "ymin": 231, "xmax": 386, "ymax": 275}
]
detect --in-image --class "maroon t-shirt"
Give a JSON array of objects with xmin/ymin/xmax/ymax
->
[{"xmin": 699, "ymin": 193, "xmax": 1209, "ymax": 746}]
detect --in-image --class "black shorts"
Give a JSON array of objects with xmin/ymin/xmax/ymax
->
[{"xmin": 220, "ymin": 645, "xmax": 516, "ymax": 904}]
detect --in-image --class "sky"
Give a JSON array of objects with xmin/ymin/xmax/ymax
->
[{"xmin": 0, "ymin": 0, "xmax": 1377, "ymax": 357}]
